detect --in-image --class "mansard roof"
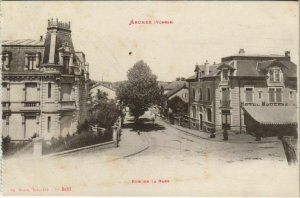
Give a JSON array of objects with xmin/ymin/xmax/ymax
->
[{"xmin": 2, "ymin": 39, "xmax": 44, "ymax": 46}]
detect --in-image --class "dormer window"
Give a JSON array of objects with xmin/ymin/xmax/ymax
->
[
  {"xmin": 63, "ymin": 56, "xmax": 70, "ymax": 73},
  {"xmin": 25, "ymin": 53, "xmax": 40, "ymax": 70},
  {"xmin": 269, "ymin": 68, "xmax": 281, "ymax": 82},
  {"xmin": 221, "ymin": 69, "xmax": 229, "ymax": 81},
  {"xmin": 1, "ymin": 52, "xmax": 11, "ymax": 70}
]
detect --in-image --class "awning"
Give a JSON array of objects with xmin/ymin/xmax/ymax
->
[{"xmin": 243, "ymin": 106, "xmax": 298, "ymax": 125}]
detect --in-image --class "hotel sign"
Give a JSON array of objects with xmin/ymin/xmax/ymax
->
[{"xmin": 241, "ymin": 101, "xmax": 288, "ymax": 106}]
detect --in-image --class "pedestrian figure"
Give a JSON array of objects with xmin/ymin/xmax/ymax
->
[
  {"xmin": 223, "ymin": 128, "xmax": 228, "ymax": 140},
  {"xmin": 137, "ymin": 130, "xmax": 140, "ymax": 135}
]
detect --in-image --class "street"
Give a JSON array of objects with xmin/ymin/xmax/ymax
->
[{"xmin": 3, "ymin": 111, "xmax": 299, "ymax": 196}]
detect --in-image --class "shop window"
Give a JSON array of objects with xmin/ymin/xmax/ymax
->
[
  {"xmin": 206, "ymin": 108, "xmax": 212, "ymax": 122},
  {"xmin": 245, "ymin": 88, "xmax": 253, "ymax": 102},
  {"xmin": 269, "ymin": 88, "xmax": 282, "ymax": 103},
  {"xmin": 222, "ymin": 110, "xmax": 231, "ymax": 129}
]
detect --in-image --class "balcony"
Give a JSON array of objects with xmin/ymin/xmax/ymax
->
[
  {"xmin": 21, "ymin": 101, "xmax": 40, "ymax": 112},
  {"xmin": 220, "ymin": 100, "xmax": 231, "ymax": 108},
  {"xmin": 59, "ymin": 100, "xmax": 76, "ymax": 111}
]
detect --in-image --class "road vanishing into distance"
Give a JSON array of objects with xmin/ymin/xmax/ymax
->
[{"xmin": 3, "ymin": 111, "xmax": 298, "ymax": 196}]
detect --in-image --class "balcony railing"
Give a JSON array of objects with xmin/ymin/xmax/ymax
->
[
  {"xmin": 20, "ymin": 101, "xmax": 40, "ymax": 111},
  {"xmin": 59, "ymin": 100, "xmax": 76, "ymax": 110},
  {"xmin": 24, "ymin": 101, "xmax": 40, "ymax": 107},
  {"xmin": 220, "ymin": 100, "xmax": 231, "ymax": 107}
]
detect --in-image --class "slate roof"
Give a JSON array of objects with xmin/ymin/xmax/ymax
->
[
  {"xmin": 166, "ymin": 84, "xmax": 188, "ymax": 98},
  {"xmin": 243, "ymin": 106, "xmax": 297, "ymax": 125},
  {"xmin": 165, "ymin": 81, "xmax": 187, "ymax": 90},
  {"xmin": 2, "ymin": 39, "xmax": 44, "ymax": 46}
]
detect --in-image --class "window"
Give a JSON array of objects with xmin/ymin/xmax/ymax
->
[
  {"xmin": 289, "ymin": 91, "xmax": 294, "ymax": 100},
  {"xmin": 245, "ymin": 88, "xmax": 253, "ymax": 102},
  {"xmin": 199, "ymin": 88, "xmax": 203, "ymax": 101},
  {"xmin": 25, "ymin": 53, "xmax": 39, "ymax": 70},
  {"xmin": 47, "ymin": 116, "xmax": 51, "ymax": 133},
  {"xmin": 206, "ymin": 88, "xmax": 211, "ymax": 101},
  {"xmin": 61, "ymin": 84, "xmax": 72, "ymax": 101},
  {"xmin": 25, "ymin": 83, "xmax": 38, "ymax": 101},
  {"xmin": 206, "ymin": 108, "xmax": 212, "ymax": 122},
  {"xmin": 269, "ymin": 88, "xmax": 282, "ymax": 103},
  {"xmin": 1, "ymin": 53, "xmax": 11, "ymax": 70},
  {"xmin": 222, "ymin": 69, "xmax": 229, "ymax": 81},
  {"xmin": 192, "ymin": 106, "xmax": 197, "ymax": 118},
  {"xmin": 63, "ymin": 56, "xmax": 70, "ymax": 73},
  {"xmin": 48, "ymin": 83, "xmax": 52, "ymax": 98},
  {"xmin": 192, "ymin": 88, "xmax": 196, "ymax": 100},
  {"xmin": 221, "ymin": 88, "xmax": 230, "ymax": 101},
  {"xmin": 269, "ymin": 68, "xmax": 281, "ymax": 82}
]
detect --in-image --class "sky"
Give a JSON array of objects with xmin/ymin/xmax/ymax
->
[{"xmin": 1, "ymin": 1, "xmax": 299, "ymax": 82}]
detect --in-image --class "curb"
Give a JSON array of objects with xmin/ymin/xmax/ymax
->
[
  {"xmin": 109, "ymin": 132, "xmax": 151, "ymax": 161},
  {"xmin": 159, "ymin": 118, "xmax": 280, "ymax": 144},
  {"xmin": 43, "ymin": 140, "xmax": 116, "ymax": 158}
]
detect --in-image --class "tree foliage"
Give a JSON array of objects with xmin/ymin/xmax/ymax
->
[
  {"xmin": 116, "ymin": 60, "xmax": 161, "ymax": 120},
  {"xmin": 167, "ymin": 96, "xmax": 188, "ymax": 115}
]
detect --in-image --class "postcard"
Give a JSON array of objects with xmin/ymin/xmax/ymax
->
[{"xmin": 1, "ymin": 1, "xmax": 299, "ymax": 196}]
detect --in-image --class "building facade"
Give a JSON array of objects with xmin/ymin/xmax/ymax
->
[
  {"xmin": 90, "ymin": 82, "xmax": 116, "ymax": 101},
  {"xmin": 1, "ymin": 19, "xmax": 90, "ymax": 140},
  {"xmin": 187, "ymin": 49, "xmax": 297, "ymax": 134}
]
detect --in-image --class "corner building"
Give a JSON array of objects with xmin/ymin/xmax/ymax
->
[
  {"xmin": 2, "ymin": 19, "xmax": 90, "ymax": 140},
  {"xmin": 187, "ymin": 49, "xmax": 297, "ymax": 133}
]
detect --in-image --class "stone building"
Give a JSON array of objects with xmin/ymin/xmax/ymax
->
[
  {"xmin": 187, "ymin": 49, "xmax": 297, "ymax": 134},
  {"xmin": 1, "ymin": 19, "xmax": 90, "ymax": 140}
]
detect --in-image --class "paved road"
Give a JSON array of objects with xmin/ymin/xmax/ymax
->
[{"xmin": 3, "ymin": 111, "xmax": 298, "ymax": 196}]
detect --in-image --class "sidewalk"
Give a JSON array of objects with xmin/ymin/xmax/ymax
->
[{"xmin": 157, "ymin": 117, "xmax": 281, "ymax": 144}]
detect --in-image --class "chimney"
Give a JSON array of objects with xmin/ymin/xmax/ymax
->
[
  {"xmin": 239, "ymin": 49, "xmax": 245, "ymax": 55},
  {"xmin": 285, "ymin": 51, "xmax": 290, "ymax": 57},
  {"xmin": 40, "ymin": 35, "xmax": 43, "ymax": 41},
  {"xmin": 204, "ymin": 60, "xmax": 209, "ymax": 76}
]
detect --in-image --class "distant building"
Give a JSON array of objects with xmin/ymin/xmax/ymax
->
[
  {"xmin": 1, "ymin": 18, "xmax": 90, "ymax": 140},
  {"xmin": 90, "ymin": 82, "xmax": 116, "ymax": 101},
  {"xmin": 187, "ymin": 49, "xmax": 297, "ymax": 134}
]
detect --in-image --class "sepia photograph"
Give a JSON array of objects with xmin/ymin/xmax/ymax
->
[{"xmin": 0, "ymin": 1, "xmax": 299, "ymax": 196}]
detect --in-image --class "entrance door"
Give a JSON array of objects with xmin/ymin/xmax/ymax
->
[
  {"xmin": 60, "ymin": 115, "xmax": 72, "ymax": 136},
  {"xmin": 25, "ymin": 116, "xmax": 37, "ymax": 138},
  {"xmin": 221, "ymin": 110, "xmax": 231, "ymax": 130}
]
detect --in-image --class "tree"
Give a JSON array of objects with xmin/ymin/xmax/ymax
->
[
  {"xmin": 167, "ymin": 96, "xmax": 188, "ymax": 115},
  {"xmin": 96, "ymin": 89, "xmax": 108, "ymax": 103},
  {"xmin": 116, "ymin": 60, "xmax": 161, "ymax": 121}
]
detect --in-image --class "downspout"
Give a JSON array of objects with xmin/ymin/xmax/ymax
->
[{"xmin": 239, "ymin": 77, "xmax": 242, "ymax": 134}]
